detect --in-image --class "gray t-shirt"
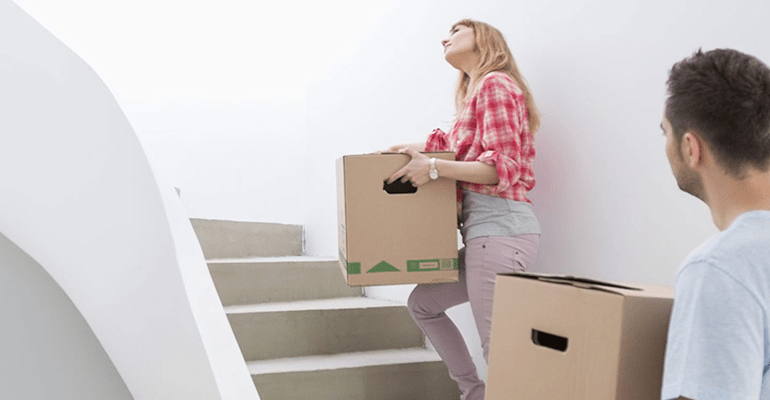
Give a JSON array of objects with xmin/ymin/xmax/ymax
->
[
  {"xmin": 460, "ymin": 189, "xmax": 541, "ymax": 243},
  {"xmin": 662, "ymin": 210, "xmax": 770, "ymax": 400}
]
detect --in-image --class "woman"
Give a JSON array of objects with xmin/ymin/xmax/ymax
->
[{"xmin": 386, "ymin": 19, "xmax": 541, "ymax": 400}]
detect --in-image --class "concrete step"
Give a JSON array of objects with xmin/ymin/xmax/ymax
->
[
  {"xmin": 225, "ymin": 298, "xmax": 424, "ymax": 361},
  {"xmin": 208, "ymin": 256, "xmax": 360, "ymax": 306},
  {"xmin": 249, "ymin": 349, "xmax": 461, "ymax": 400},
  {"xmin": 190, "ymin": 218, "xmax": 302, "ymax": 259}
]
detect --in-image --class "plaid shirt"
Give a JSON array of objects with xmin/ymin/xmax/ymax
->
[{"xmin": 426, "ymin": 71, "xmax": 536, "ymax": 205}]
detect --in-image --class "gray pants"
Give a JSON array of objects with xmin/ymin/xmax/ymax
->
[{"xmin": 408, "ymin": 234, "xmax": 540, "ymax": 400}]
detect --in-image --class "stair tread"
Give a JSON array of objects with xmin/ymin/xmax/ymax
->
[
  {"xmin": 191, "ymin": 218, "xmax": 300, "ymax": 225},
  {"xmin": 207, "ymin": 255, "xmax": 337, "ymax": 264},
  {"xmin": 247, "ymin": 348, "xmax": 442, "ymax": 375},
  {"xmin": 224, "ymin": 297, "xmax": 401, "ymax": 314}
]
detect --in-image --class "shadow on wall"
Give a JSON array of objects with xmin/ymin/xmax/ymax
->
[{"xmin": 0, "ymin": 1, "xmax": 259, "ymax": 399}]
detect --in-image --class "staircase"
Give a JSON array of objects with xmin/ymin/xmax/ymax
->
[{"xmin": 191, "ymin": 218, "xmax": 461, "ymax": 400}]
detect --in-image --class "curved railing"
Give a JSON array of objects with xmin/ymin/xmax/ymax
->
[{"xmin": 0, "ymin": 1, "xmax": 259, "ymax": 399}]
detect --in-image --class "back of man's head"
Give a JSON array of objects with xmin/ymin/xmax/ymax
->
[{"xmin": 666, "ymin": 48, "xmax": 770, "ymax": 178}]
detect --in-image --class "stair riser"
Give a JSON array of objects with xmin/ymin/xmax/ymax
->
[
  {"xmin": 210, "ymin": 261, "xmax": 361, "ymax": 305},
  {"xmin": 191, "ymin": 219, "xmax": 302, "ymax": 259},
  {"xmin": 252, "ymin": 361, "xmax": 460, "ymax": 400},
  {"xmin": 229, "ymin": 307, "xmax": 424, "ymax": 361}
]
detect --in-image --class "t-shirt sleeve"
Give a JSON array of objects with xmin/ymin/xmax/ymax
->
[
  {"xmin": 661, "ymin": 262, "xmax": 764, "ymax": 400},
  {"xmin": 474, "ymin": 75, "xmax": 526, "ymax": 194}
]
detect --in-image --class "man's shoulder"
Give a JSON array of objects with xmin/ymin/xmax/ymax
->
[
  {"xmin": 665, "ymin": 214, "xmax": 770, "ymax": 400},
  {"xmin": 677, "ymin": 211, "xmax": 770, "ymax": 299},
  {"xmin": 686, "ymin": 211, "xmax": 770, "ymax": 265}
]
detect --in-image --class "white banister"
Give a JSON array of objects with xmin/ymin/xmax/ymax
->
[{"xmin": 0, "ymin": 1, "xmax": 260, "ymax": 399}]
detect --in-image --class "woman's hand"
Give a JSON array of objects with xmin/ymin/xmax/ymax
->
[{"xmin": 387, "ymin": 147, "xmax": 432, "ymax": 186}]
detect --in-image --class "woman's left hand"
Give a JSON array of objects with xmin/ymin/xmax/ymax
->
[{"xmin": 387, "ymin": 147, "xmax": 432, "ymax": 186}]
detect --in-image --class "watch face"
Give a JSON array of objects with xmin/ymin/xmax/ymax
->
[{"xmin": 430, "ymin": 170, "xmax": 438, "ymax": 180}]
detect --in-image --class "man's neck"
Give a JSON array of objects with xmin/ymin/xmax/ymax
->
[{"xmin": 705, "ymin": 170, "xmax": 770, "ymax": 230}]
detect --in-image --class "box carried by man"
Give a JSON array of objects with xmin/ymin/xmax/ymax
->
[
  {"xmin": 336, "ymin": 152, "xmax": 458, "ymax": 287},
  {"xmin": 486, "ymin": 272, "xmax": 674, "ymax": 400}
]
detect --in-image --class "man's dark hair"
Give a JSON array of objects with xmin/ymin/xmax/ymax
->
[{"xmin": 666, "ymin": 48, "xmax": 770, "ymax": 177}]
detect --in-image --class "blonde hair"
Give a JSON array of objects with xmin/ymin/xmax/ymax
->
[{"xmin": 451, "ymin": 19, "xmax": 541, "ymax": 133}]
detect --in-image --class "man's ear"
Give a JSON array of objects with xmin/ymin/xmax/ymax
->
[{"xmin": 681, "ymin": 132, "xmax": 703, "ymax": 168}]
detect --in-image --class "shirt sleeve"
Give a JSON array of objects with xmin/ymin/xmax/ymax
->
[
  {"xmin": 661, "ymin": 262, "xmax": 764, "ymax": 400},
  {"xmin": 474, "ymin": 75, "xmax": 525, "ymax": 194},
  {"xmin": 425, "ymin": 128, "xmax": 450, "ymax": 152}
]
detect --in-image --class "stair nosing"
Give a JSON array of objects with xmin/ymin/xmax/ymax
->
[
  {"xmin": 207, "ymin": 255, "xmax": 337, "ymax": 264},
  {"xmin": 224, "ymin": 296, "xmax": 399, "ymax": 314},
  {"xmin": 190, "ymin": 218, "xmax": 302, "ymax": 228},
  {"xmin": 247, "ymin": 348, "xmax": 442, "ymax": 375}
]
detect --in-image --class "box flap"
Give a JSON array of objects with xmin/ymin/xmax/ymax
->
[{"xmin": 500, "ymin": 272, "xmax": 642, "ymax": 295}]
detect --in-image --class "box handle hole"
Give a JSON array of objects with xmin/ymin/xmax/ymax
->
[
  {"xmin": 531, "ymin": 329, "xmax": 568, "ymax": 352},
  {"xmin": 383, "ymin": 179, "xmax": 418, "ymax": 194}
]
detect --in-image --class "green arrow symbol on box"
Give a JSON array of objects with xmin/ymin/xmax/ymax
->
[{"xmin": 367, "ymin": 261, "xmax": 400, "ymax": 273}]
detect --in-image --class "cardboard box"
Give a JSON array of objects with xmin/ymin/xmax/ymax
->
[
  {"xmin": 486, "ymin": 273, "xmax": 674, "ymax": 400},
  {"xmin": 336, "ymin": 152, "xmax": 459, "ymax": 286}
]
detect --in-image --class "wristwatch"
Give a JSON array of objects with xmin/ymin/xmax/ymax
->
[{"xmin": 429, "ymin": 158, "xmax": 439, "ymax": 180}]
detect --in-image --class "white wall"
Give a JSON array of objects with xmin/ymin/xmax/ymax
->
[
  {"xmin": 0, "ymin": 233, "xmax": 133, "ymax": 400},
  {"xmin": 11, "ymin": 0, "xmax": 309, "ymax": 225},
  {"xmin": 12, "ymin": 0, "xmax": 770, "ymax": 385}
]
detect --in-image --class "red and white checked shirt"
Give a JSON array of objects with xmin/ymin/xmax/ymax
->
[{"xmin": 425, "ymin": 71, "xmax": 536, "ymax": 205}]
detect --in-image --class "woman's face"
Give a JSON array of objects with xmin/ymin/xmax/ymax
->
[{"xmin": 441, "ymin": 24, "xmax": 475, "ymax": 66}]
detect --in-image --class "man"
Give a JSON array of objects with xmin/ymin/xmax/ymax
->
[{"xmin": 661, "ymin": 48, "xmax": 770, "ymax": 400}]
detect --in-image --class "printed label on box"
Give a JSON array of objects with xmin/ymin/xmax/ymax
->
[{"xmin": 407, "ymin": 258, "xmax": 458, "ymax": 272}]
